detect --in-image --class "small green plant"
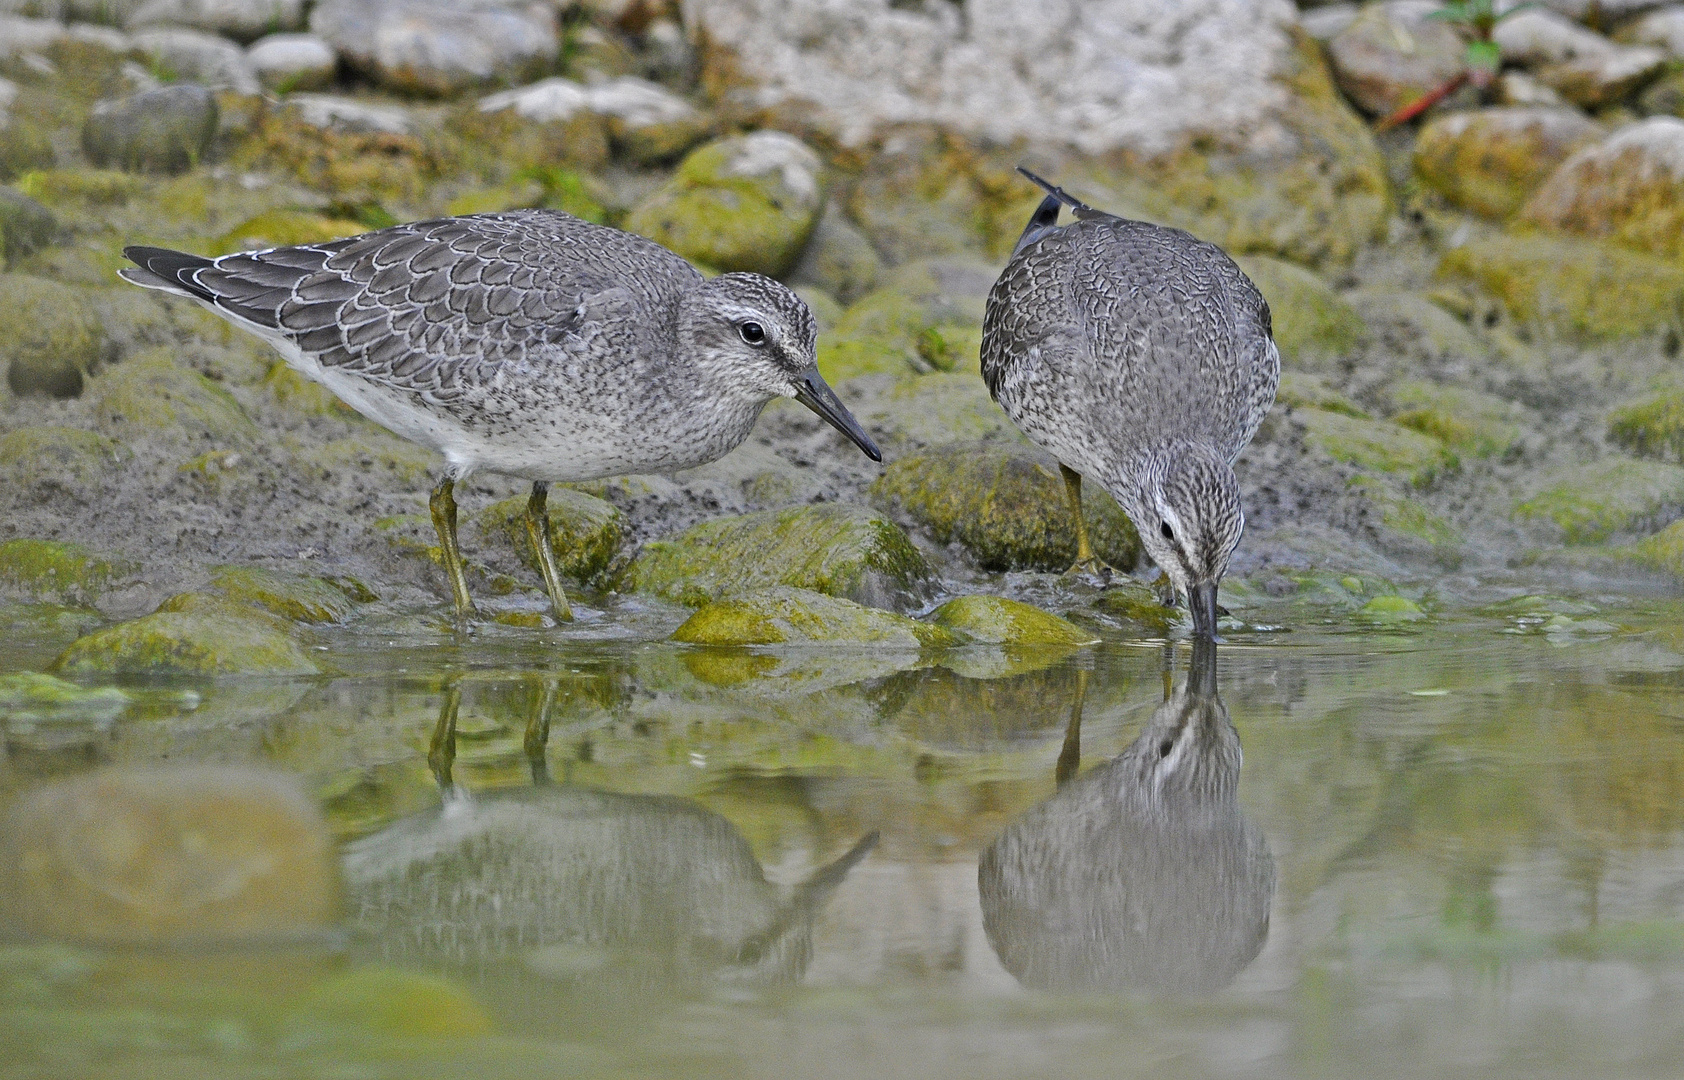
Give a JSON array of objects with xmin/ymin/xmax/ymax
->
[{"xmin": 1377, "ymin": 0, "xmax": 1534, "ymax": 130}]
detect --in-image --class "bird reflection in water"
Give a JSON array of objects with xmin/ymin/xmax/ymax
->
[
  {"xmin": 342, "ymin": 681, "xmax": 877, "ymax": 989},
  {"xmin": 979, "ymin": 640, "xmax": 1274, "ymax": 995}
]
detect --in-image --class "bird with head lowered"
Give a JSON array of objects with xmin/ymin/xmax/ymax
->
[{"xmin": 981, "ymin": 169, "xmax": 1279, "ymax": 640}]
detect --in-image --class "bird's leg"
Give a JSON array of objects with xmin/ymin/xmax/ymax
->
[
  {"xmin": 524, "ymin": 677, "xmax": 558, "ymax": 785},
  {"xmin": 427, "ymin": 680, "xmax": 462, "ymax": 791},
  {"xmin": 524, "ymin": 481, "xmax": 574, "ymax": 623},
  {"xmin": 1059, "ymin": 464, "xmax": 1115, "ymax": 582},
  {"xmin": 428, "ymin": 476, "xmax": 475, "ymax": 620},
  {"xmin": 1055, "ymin": 666, "xmax": 1088, "ymax": 789}
]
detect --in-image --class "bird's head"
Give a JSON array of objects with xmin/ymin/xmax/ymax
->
[
  {"xmin": 1136, "ymin": 444, "xmax": 1244, "ymax": 640},
  {"xmin": 681, "ymin": 272, "xmax": 880, "ymax": 461}
]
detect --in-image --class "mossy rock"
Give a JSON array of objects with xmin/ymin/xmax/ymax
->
[
  {"xmin": 1357, "ymin": 594, "xmax": 1426, "ymax": 623},
  {"xmin": 1627, "ymin": 518, "xmax": 1684, "ymax": 580},
  {"xmin": 786, "ymin": 204, "xmax": 883, "ymax": 305},
  {"xmin": 628, "ymin": 503, "xmax": 931, "ymax": 610},
  {"xmin": 1388, "ymin": 381, "xmax": 1526, "ymax": 458},
  {"xmin": 0, "ymin": 539, "xmax": 136, "ymax": 602},
  {"xmin": 0, "ymin": 109, "xmax": 56, "ymax": 181},
  {"xmin": 154, "ymin": 591, "xmax": 300, "ymax": 635},
  {"xmin": 673, "ymin": 585, "xmax": 961, "ymax": 648},
  {"xmin": 1514, "ymin": 458, "xmax": 1684, "ymax": 542},
  {"xmin": 870, "ymin": 442, "xmax": 1140, "ymax": 572},
  {"xmin": 88, "ymin": 349, "xmax": 258, "ymax": 444},
  {"xmin": 928, "ymin": 595, "xmax": 1097, "ymax": 647},
  {"xmin": 444, "ymin": 178, "xmax": 546, "ymax": 217},
  {"xmin": 475, "ymin": 488, "xmax": 627, "ymax": 586},
  {"xmin": 0, "ymin": 425, "xmax": 129, "ymax": 489},
  {"xmin": 14, "ymin": 168, "xmax": 145, "ymax": 208},
  {"xmin": 1089, "ymin": 578, "xmax": 1179, "ymax": 635},
  {"xmin": 1517, "ymin": 118, "xmax": 1684, "ymax": 259},
  {"xmin": 818, "ymin": 258, "xmax": 994, "ymax": 381},
  {"xmin": 0, "ymin": 187, "xmax": 61, "ymax": 266},
  {"xmin": 0, "ymin": 671, "xmax": 128, "ymax": 727},
  {"xmin": 1275, "ymin": 372, "xmax": 1367, "ymax": 417},
  {"xmin": 1344, "ymin": 288, "xmax": 1495, "ymax": 365},
  {"xmin": 81, "ymin": 84, "xmax": 218, "ymax": 174},
  {"xmin": 1297, "ymin": 407, "xmax": 1460, "ymax": 487},
  {"xmin": 1348, "ymin": 476, "xmax": 1464, "ymax": 565},
  {"xmin": 1438, "ymin": 233, "xmax": 1684, "ymax": 340},
  {"xmin": 214, "ymin": 210, "xmax": 365, "ymax": 255},
  {"xmin": 845, "ymin": 125, "xmax": 1000, "ymax": 264},
  {"xmin": 850, "ymin": 372, "xmax": 1021, "ymax": 450},
  {"xmin": 210, "ymin": 566, "xmax": 360, "ymax": 624},
  {"xmin": 623, "ymin": 131, "xmax": 823, "ymax": 276},
  {"xmin": 0, "ymin": 274, "xmax": 105, "ymax": 398},
  {"xmin": 50, "ymin": 610, "xmax": 321, "ymax": 677},
  {"xmin": 288, "ymin": 966, "xmax": 494, "ymax": 1039},
  {"xmin": 1608, "ymin": 387, "xmax": 1684, "ymax": 464},
  {"xmin": 1232, "ymin": 254, "xmax": 1364, "ymax": 369},
  {"xmin": 265, "ymin": 362, "xmax": 355, "ymax": 417},
  {"xmin": 1414, "ymin": 107, "xmax": 1604, "ymax": 220}
]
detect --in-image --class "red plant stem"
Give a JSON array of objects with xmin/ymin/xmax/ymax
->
[{"xmin": 1375, "ymin": 70, "xmax": 1470, "ymax": 132}]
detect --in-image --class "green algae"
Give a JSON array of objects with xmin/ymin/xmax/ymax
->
[
  {"xmin": 214, "ymin": 210, "xmax": 364, "ymax": 255},
  {"xmin": 0, "ymin": 425, "xmax": 129, "ymax": 488},
  {"xmin": 1233, "ymin": 254, "xmax": 1365, "ymax": 369},
  {"xmin": 1608, "ymin": 387, "xmax": 1684, "ymax": 464},
  {"xmin": 210, "ymin": 566, "xmax": 361, "ymax": 624},
  {"xmin": 673, "ymin": 586, "xmax": 961, "ymax": 648},
  {"xmin": 89, "ymin": 350, "xmax": 258, "ymax": 445},
  {"xmin": 287, "ymin": 967, "xmax": 494, "ymax": 1039},
  {"xmin": 0, "ymin": 539, "xmax": 136, "ymax": 601},
  {"xmin": 1298, "ymin": 407, "xmax": 1460, "ymax": 487},
  {"xmin": 1515, "ymin": 458, "xmax": 1684, "ymax": 542},
  {"xmin": 928, "ymin": 596, "xmax": 1097, "ymax": 647},
  {"xmin": 50, "ymin": 610, "xmax": 321, "ymax": 677},
  {"xmin": 476, "ymin": 488, "xmax": 627, "ymax": 586},
  {"xmin": 0, "ymin": 274, "xmax": 105, "ymax": 398}
]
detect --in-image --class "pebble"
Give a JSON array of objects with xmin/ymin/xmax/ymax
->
[
  {"xmin": 310, "ymin": 0, "xmax": 559, "ymax": 97},
  {"xmin": 246, "ymin": 31, "xmax": 336, "ymax": 91},
  {"xmin": 131, "ymin": 25, "xmax": 260, "ymax": 94},
  {"xmin": 82, "ymin": 82, "xmax": 219, "ymax": 173},
  {"xmin": 126, "ymin": 0, "xmax": 308, "ymax": 41}
]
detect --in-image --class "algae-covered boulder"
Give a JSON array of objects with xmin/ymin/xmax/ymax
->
[
  {"xmin": 81, "ymin": 84, "xmax": 218, "ymax": 174},
  {"xmin": 0, "ymin": 671, "xmax": 127, "ymax": 752},
  {"xmin": 1629, "ymin": 518, "xmax": 1684, "ymax": 580},
  {"xmin": 673, "ymin": 586, "xmax": 960, "ymax": 648},
  {"xmin": 1493, "ymin": 9, "xmax": 1666, "ymax": 109},
  {"xmin": 1348, "ymin": 475, "xmax": 1465, "ymax": 566},
  {"xmin": 1232, "ymin": 254, "xmax": 1363, "ymax": 369},
  {"xmin": 1275, "ymin": 371, "xmax": 1366, "ymax": 417},
  {"xmin": 89, "ymin": 349, "xmax": 259, "ymax": 444},
  {"xmin": 210, "ymin": 566, "xmax": 360, "ymax": 624},
  {"xmin": 1608, "ymin": 387, "xmax": 1684, "ymax": 464},
  {"xmin": 1326, "ymin": 0, "xmax": 1466, "ymax": 118},
  {"xmin": 1357, "ymin": 594, "xmax": 1427, "ymax": 623},
  {"xmin": 629, "ymin": 503, "xmax": 931, "ymax": 609},
  {"xmin": 1438, "ymin": 233, "xmax": 1684, "ymax": 340},
  {"xmin": 1388, "ymin": 381, "xmax": 1528, "ymax": 459},
  {"xmin": 1520, "ymin": 117, "xmax": 1684, "ymax": 257},
  {"xmin": 0, "ymin": 765, "xmax": 340, "ymax": 946},
  {"xmin": 819, "ymin": 258, "xmax": 994, "ymax": 383},
  {"xmin": 929, "ymin": 596, "xmax": 1097, "ymax": 647},
  {"xmin": 215, "ymin": 209, "xmax": 364, "ymax": 254},
  {"xmin": 476, "ymin": 488, "xmax": 626, "ymax": 586},
  {"xmin": 1297, "ymin": 407, "xmax": 1459, "ymax": 488},
  {"xmin": 1344, "ymin": 288, "xmax": 1495, "ymax": 366},
  {"xmin": 1514, "ymin": 457, "xmax": 1684, "ymax": 542},
  {"xmin": 312, "ymin": 0, "xmax": 558, "ymax": 97},
  {"xmin": 286, "ymin": 966, "xmax": 494, "ymax": 1039},
  {"xmin": 870, "ymin": 443, "xmax": 1141, "ymax": 573},
  {"xmin": 0, "ymin": 187, "xmax": 61, "ymax": 266},
  {"xmin": 0, "ymin": 425, "xmax": 129, "ymax": 490},
  {"xmin": 246, "ymin": 33, "xmax": 337, "ymax": 91},
  {"xmin": 0, "ymin": 539, "xmax": 136, "ymax": 602},
  {"xmin": 1089, "ymin": 578, "xmax": 1179, "ymax": 636},
  {"xmin": 0, "ymin": 274, "xmax": 104, "ymax": 398},
  {"xmin": 850, "ymin": 372, "xmax": 1020, "ymax": 451},
  {"xmin": 50, "ymin": 609, "xmax": 322, "ymax": 676},
  {"xmin": 1414, "ymin": 107, "xmax": 1605, "ymax": 220},
  {"xmin": 786, "ymin": 203, "xmax": 884, "ymax": 305},
  {"xmin": 625, "ymin": 132, "xmax": 823, "ymax": 276}
]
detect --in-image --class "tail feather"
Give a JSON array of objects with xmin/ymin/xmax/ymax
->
[
  {"xmin": 1015, "ymin": 166, "xmax": 1105, "ymax": 220},
  {"xmin": 1011, "ymin": 193, "xmax": 1064, "ymax": 258},
  {"xmin": 122, "ymin": 245, "xmax": 216, "ymax": 301}
]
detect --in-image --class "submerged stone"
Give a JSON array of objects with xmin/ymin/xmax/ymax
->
[
  {"xmin": 0, "ymin": 539, "xmax": 136, "ymax": 602},
  {"xmin": 629, "ymin": 503, "xmax": 931, "ymax": 610},
  {"xmin": 929, "ymin": 596, "xmax": 1097, "ymax": 647},
  {"xmin": 476, "ymin": 488, "xmax": 626, "ymax": 586},
  {"xmin": 870, "ymin": 442, "xmax": 1140, "ymax": 573},
  {"xmin": 1358, "ymin": 594, "xmax": 1426, "ymax": 622},
  {"xmin": 210, "ymin": 566, "xmax": 360, "ymax": 624},
  {"xmin": 50, "ymin": 609, "xmax": 321, "ymax": 677},
  {"xmin": 1607, "ymin": 386, "xmax": 1684, "ymax": 464},
  {"xmin": 0, "ymin": 671, "xmax": 127, "ymax": 751},
  {"xmin": 287, "ymin": 966, "xmax": 494, "ymax": 1039},
  {"xmin": 0, "ymin": 274, "xmax": 105, "ymax": 399},
  {"xmin": 0, "ymin": 765, "xmax": 340, "ymax": 946},
  {"xmin": 1514, "ymin": 457, "xmax": 1684, "ymax": 542},
  {"xmin": 673, "ymin": 586, "xmax": 961, "ymax": 648},
  {"xmin": 1232, "ymin": 254, "xmax": 1364, "ymax": 370}
]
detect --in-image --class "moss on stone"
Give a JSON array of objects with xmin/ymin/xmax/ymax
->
[
  {"xmin": 1514, "ymin": 458, "xmax": 1684, "ymax": 542},
  {"xmin": 214, "ymin": 210, "xmax": 365, "ymax": 255},
  {"xmin": 89, "ymin": 349, "xmax": 258, "ymax": 444},
  {"xmin": 1233, "ymin": 254, "xmax": 1365, "ymax": 368},
  {"xmin": 289, "ymin": 966, "xmax": 494, "ymax": 1039},
  {"xmin": 1298, "ymin": 407, "xmax": 1460, "ymax": 487},
  {"xmin": 444, "ymin": 178, "xmax": 546, "ymax": 217},
  {"xmin": 870, "ymin": 442, "xmax": 1140, "ymax": 572},
  {"xmin": 210, "ymin": 566, "xmax": 359, "ymax": 624},
  {"xmin": 1276, "ymin": 372, "xmax": 1368, "ymax": 417},
  {"xmin": 0, "ymin": 539, "xmax": 136, "ymax": 602},
  {"xmin": 1347, "ymin": 476, "xmax": 1464, "ymax": 565},
  {"xmin": 1438, "ymin": 233, "xmax": 1684, "ymax": 340},
  {"xmin": 14, "ymin": 168, "xmax": 144, "ymax": 209},
  {"xmin": 1608, "ymin": 387, "xmax": 1684, "ymax": 464},
  {"xmin": 928, "ymin": 595, "xmax": 1097, "ymax": 647},
  {"xmin": 50, "ymin": 609, "xmax": 321, "ymax": 676},
  {"xmin": 821, "ymin": 259, "xmax": 994, "ymax": 380},
  {"xmin": 0, "ymin": 274, "xmax": 105, "ymax": 399},
  {"xmin": 1628, "ymin": 518, "xmax": 1684, "ymax": 580},
  {"xmin": 1389, "ymin": 381, "xmax": 1526, "ymax": 458},
  {"xmin": 475, "ymin": 488, "xmax": 627, "ymax": 586},
  {"xmin": 0, "ymin": 187, "xmax": 61, "ymax": 267},
  {"xmin": 673, "ymin": 586, "xmax": 961, "ymax": 648},
  {"xmin": 0, "ymin": 672, "xmax": 128, "ymax": 727},
  {"xmin": 628, "ymin": 503, "xmax": 931, "ymax": 609},
  {"xmin": 265, "ymin": 363, "xmax": 354, "ymax": 417},
  {"xmin": 850, "ymin": 372, "xmax": 1021, "ymax": 450},
  {"xmin": 1358, "ymin": 594, "xmax": 1426, "ymax": 622},
  {"xmin": 1414, "ymin": 108, "xmax": 1603, "ymax": 219},
  {"xmin": 0, "ymin": 425, "xmax": 129, "ymax": 488},
  {"xmin": 293, "ymin": 434, "xmax": 436, "ymax": 490},
  {"xmin": 1089, "ymin": 578, "xmax": 1179, "ymax": 635}
]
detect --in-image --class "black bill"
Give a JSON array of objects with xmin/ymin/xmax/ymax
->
[
  {"xmin": 794, "ymin": 369, "xmax": 882, "ymax": 462},
  {"xmin": 1190, "ymin": 580, "xmax": 1221, "ymax": 642}
]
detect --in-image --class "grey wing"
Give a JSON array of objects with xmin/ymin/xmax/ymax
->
[
  {"xmin": 1207, "ymin": 251, "xmax": 1280, "ymax": 462},
  {"xmin": 981, "ymin": 229, "xmax": 1086, "ymax": 404}
]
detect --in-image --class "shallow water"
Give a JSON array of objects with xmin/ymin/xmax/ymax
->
[{"xmin": 6, "ymin": 593, "xmax": 1684, "ymax": 1080}]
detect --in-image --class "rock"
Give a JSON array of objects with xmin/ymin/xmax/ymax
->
[
  {"xmin": 818, "ymin": 258, "xmax": 993, "ymax": 382},
  {"xmin": 0, "ymin": 187, "xmax": 58, "ymax": 265},
  {"xmin": 0, "ymin": 81, "xmax": 54, "ymax": 179},
  {"xmin": 1088, "ymin": 578, "xmax": 1179, "ymax": 635},
  {"xmin": 672, "ymin": 585, "xmax": 959, "ymax": 647},
  {"xmin": 928, "ymin": 596, "xmax": 1097, "ymax": 647},
  {"xmin": 1493, "ymin": 9, "xmax": 1666, "ymax": 108},
  {"xmin": 0, "ymin": 14, "xmax": 63, "ymax": 55},
  {"xmin": 283, "ymin": 92, "xmax": 413, "ymax": 135},
  {"xmin": 215, "ymin": 208, "xmax": 364, "ymax": 253},
  {"xmin": 1326, "ymin": 0, "xmax": 1467, "ymax": 117},
  {"xmin": 1300, "ymin": 2, "xmax": 1358, "ymax": 43},
  {"xmin": 1629, "ymin": 517, "xmax": 1684, "ymax": 579},
  {"xmin": 0, "ymin": 274, "xmax": 103, "ymax": 397},
  {"xmin": 1519, "ymin": 117, "xmax": 1684, "ymax": 258},
  {"xmin": 623, "ymin": 131, "xmax": 820, "ymax": 275},
  {"xmin": 246, "ymin": 32, "xmax": 336, "ymax": 91},
  {"xmin": 1358, "ymin": 594, "xmax": 1426, "ymax": 623},
  {"xmin": 1413, "ymin": 107, "xmax": 1605, "ymax": 219},
  {"xmin": 50, "ymin": 608, "xmax": 321, "ymax": 675},
  {"xmin": 310, "ymin": 0, "xmax": 559, "ymax": 97},
  {"xmin": 628, "ymin": 503, "xmax": 931, "ymax": 609},
  {"xmin": 1231, "ymin": 254, "xmax": 1364, "ymax": 369},
  {"xmin": 842, "ymin": 125, "xmax": 1003, "ymax": 264},
  {"xmin": 1619, "ymin": 6, "xmax": 1684, "ymax": 57},
  {"xmin": 89, "ymin": 349, "xmax": 258, "ymax": 445},
  {"xmin": 81, "ymin": 83, "xmax": 218, "ymax": 173},
  {"xmin": 1348, "ymin": 475, "xmax": 1465, "ymax": 564},
  {"xmin": 1608, "ymin": 386, "xmax": 1684, "ymax": 463},
  {"xmin": 1495, "ymin": 70, "xmax": 1570, "ymax": 108},
  {"xmin": 1513, "ymin": 457, "xmax": 1684, "ymax": 542},
  {"xmin": 480, "ymin": 75, "xmax": 706, "ymax": 163},
  {"xmin": 0, "ymin": 671, "xmax": 127, "ymax": 752},
  {"xmin": 131, "ymin": 26, "xmax": 260, "ymax": 93},
  {"xmin": 1437, "ymin": 232, "xmax": 1684, "ymax": 339},
  {"xmin": 127, "ymin": 0, "xmax": 306, "ymax": 41},
  {"xmin": 475, "ymin": 487, "xmax": 626, "ymax": 585},
  {"xmin": 210, "ymin": 566, "xmax": 359, "ymax": 623},
  {"xmin": 0, "ymin": 766, "xmax": 339, "ymax": 946},
  {"xmin": 849, "ymin": 371, "xmax": 1020, "ymax": 450},
  {"xmin": 1297, "ymin": 407, "xmax": 1460, "ymax": 488},
  {"xmin": 1276, "ymin": 371, "xmax": 1367, "ymax": 417},
  {"xmin": 0, "ymin": 539, "xmax": 136, "ymax": 602},
  {"xmin": 285, "ymin": 967, "xmax": 493, "ymax": 1039},
  {"xmin": 0, "ymin": 425, "xmax": 129, "ymax": 490},
  {"xmin": 870, "ymin": 442, "xmax": 1141, "ymax": 573},
  {"xmin": 785, "ymin": 203, "xmax": 883, "ymax": 305},
  {"xmin": 477, "ymin": 74, "xmax": 590, "ymax": 122},
  {"xmin": 1388, "ymin": 381, "xmax": 1527, "ymax": 458}
]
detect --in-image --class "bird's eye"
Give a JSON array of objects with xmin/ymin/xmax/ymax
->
[
  {"xmin": 739, "ymin": 322, "xmax": 765, "ymax": 345},
  {"xmin": 1160, "ymin": 522, "xmax": 1174, "ymax": 541}
]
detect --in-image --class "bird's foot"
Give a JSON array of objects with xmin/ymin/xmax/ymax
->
[{"xmin": 1063, "ymin": 556, "xmax": 1119, "ymax": 586}]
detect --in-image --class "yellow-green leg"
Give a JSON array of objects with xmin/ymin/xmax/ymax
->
[
  {"xmin": 429, "ymin": 476, "xmax": 475, "ymax": 620},
  {"xmin": 1055, "ymin": 667, "xmax": 1088, "ymax": 789},
  {"xmin": 524, "ymin": 482, "xmax": 574, "ymax": 623},
  {"xmin": 427, "ymin": 681, "xmax": 461, "ymax": 790},
  {"xmin": 524, "ymin": 678, "xmax": 558, "ymax": 785},
  {"xmin": 1060, "ymin": 463, "xmax": 1115, "ymax": 581}
]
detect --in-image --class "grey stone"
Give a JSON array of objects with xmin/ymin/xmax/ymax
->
[
  {"xmin": 285, "ymin": 91, "xmax": 412, "ymax": 134},
  {"xmin": 246, "ymin": 31, "xmax": 335, "ymax": 90},
  {"xmin": 310, "ymin": 0, "xmax": 559, "ymax": 97},
  {"xmin": 0, "ymin": 186, "xmax": 60, "ymax": 265},
  {"xmin": 82, "ymin": 82, "xmax": 218, "ymax": 172},
  {"xmin": 1620, "ymin": 6, "xmax": 1684, "ymax": 58},
  {"xmin": 1299, "ymin": 2, "xmax": 1357, "ymax": 42},
  {"xmin": 127, "ymin": 0, "xmax": 306, "ymax": 41},
  {"xmin": 131, "ymin": 25, "xmax": 260, "ymax": 93},
  {"xmin": 0, "ymin": 13, "xmax": 61, "ymax": 55},
  {"xmin": 786, "ymin": 203, "xmax": 883, "ymax": 304},
  {"xmin": 1493, "ymin": 8, "xmax": 1667, "ymax": 108},
  {"xmin": 1326, "ymin": 0, "xmax": 1466, "ymax": 117}
]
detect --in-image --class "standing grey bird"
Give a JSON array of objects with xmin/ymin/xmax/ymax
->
[
  {"xmin": 982, "ymin": 170, "xmax": 1279, "ymax": 639},
  {"xmin": 119, "ymin": 210, "xmax": 881, "ymax": 623}
]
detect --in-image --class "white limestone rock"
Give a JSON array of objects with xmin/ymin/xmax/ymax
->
[
  {"xmin": 131, "ymin": 25, "xmax": 260, "ymax": 93},
  {"xmin": 126, "ymin": 0, "xmax": 305, "ymax": 41},
  {"xmin": 310, "ymin": 0, "xmax": 559, "ymax": 97},
  {"xmin": 246, "ymin": 31, "xmax": 335, "ymax": 91}
]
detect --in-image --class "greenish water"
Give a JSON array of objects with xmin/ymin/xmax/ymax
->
[{"xmin": 6, "ymin": 593, "xmax": 1684, "ymax": 1079}]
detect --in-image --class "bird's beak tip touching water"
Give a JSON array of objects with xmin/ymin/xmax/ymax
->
[
  {"xmin": 794, "ymin": 369, "xmax": 882, "ymax": 462},
  {"xmin": 1190, "ymin": 579, "xmax": 1221, "ymax": 643}
]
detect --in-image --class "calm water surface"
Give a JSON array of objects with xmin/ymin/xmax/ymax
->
[{"xmin": 5, "ymin": 594, "xmax": 1684, "ymax": 1079}]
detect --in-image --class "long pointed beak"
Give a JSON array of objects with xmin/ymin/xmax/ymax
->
[
  {"xmin": 794, "ymin": 369, "xmax": 881, "ymax": 462},
  {"xmin": 1190, "ymin": 580, "xmax": 1220, "ymax": 642}
]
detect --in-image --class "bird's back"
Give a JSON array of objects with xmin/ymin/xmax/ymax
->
[{"xmin": 982, "ymin": 216, "xmax": 1279, "ymax": 470}]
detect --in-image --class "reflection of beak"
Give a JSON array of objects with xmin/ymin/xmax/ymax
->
[
  {"xmin": 1190, "ymin": 580, "xmax": 1220, "ymax": 642},
  {"xmin": 794, "ymin": 369, "xmax": 882, "ymax": 462}
]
